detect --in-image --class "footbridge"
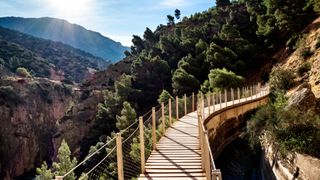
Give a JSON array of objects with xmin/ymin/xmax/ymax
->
[{"xmin": 55, "ymin": 84, "xmax": 269, "ymax": 180}]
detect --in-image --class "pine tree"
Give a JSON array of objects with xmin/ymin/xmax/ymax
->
[
  {"xmin": 216, "ymin": 0, "xmax": 230, "ymax": 7},
  {"xmin": 172, "ymin": 68, "xmax": 200, "ymax": 95},
  {"xmin": 158, "ymin": 90, "xmax": 173, "ymax": 104},
  {"xmin": 52, "ymin": 139, "xmax": 78, "ymax": 180},
  {"xmin": 116, "ymin": 101, "xmax": 137, "ymax": 132},
  {"xmin": 36, "ymin": 162, "xmax": 53, "ymax": 180},
  {"xmin": 167, "ymin": 15, "xmax": 175, "ymax": 25},
  {"xmin": 174, "ymin": 9, "xmax": 181, "ymax": 20}
]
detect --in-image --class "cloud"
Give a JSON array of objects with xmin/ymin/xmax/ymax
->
[{"xmin": 160, "ymin": 0, "xmax": 190, "ymax": 8}]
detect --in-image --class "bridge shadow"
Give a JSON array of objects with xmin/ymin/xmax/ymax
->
[
  {"xmin": 170, "ymin": 127, "xmax": 198, "ymax": 138},
  {"xmin": 161, "ymin": 135, "xmax": 200, "ymax": 155},
  {"xmin": 144, "ymin": 150, "xmax": 201, "ymax": 180}
]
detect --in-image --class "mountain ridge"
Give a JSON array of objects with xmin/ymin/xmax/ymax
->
[
  {"xmin": 0, "ymin": 16, "xmax": 130, "ymax": 62},
  {"xmin": 0, "ymin": 26, "xmax": 110, "ymax": 82}
]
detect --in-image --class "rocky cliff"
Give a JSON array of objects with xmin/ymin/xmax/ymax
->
[{"xmin": 0, "ymin": 77, "xmax": 103, "ymax": 179}]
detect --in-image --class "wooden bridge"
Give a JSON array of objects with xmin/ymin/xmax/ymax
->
[
  {"xmin": 138, "ymin": 85, "xmax": 269, "ymax": 180},
  {"xmin": 55, "ymin": 84, "xmax": 269, "ymax": 180}
]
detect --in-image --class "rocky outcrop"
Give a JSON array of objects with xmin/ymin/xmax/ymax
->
[
  {"xmin": 0, "ymin": 77, "xmax": 103, "ymax": 179},
  {"xmin": 261, "ymin": 133, "xmax": 320, "ymax": 180},
  {"xmin": 287, "ymin": 83, "xmax": 317, "ymax": 111}
]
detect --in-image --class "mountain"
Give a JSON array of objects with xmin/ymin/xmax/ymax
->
[
  {"xmin": 0, "ymin": 26, "xmax": 110, "ymax": 82},
  {"xmin": 0, "ymin": 17, "xmax": 130, "ymax": 62}
]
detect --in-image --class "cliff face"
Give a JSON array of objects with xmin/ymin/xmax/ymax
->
[{"xmin": 0, "ymin": 77, "xmax": 103, "ymax": 179}]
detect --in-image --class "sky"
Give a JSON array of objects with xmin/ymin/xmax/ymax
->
[{"xmin": 0, "ymin": 0, "xmax": 214, "ymax": 46}]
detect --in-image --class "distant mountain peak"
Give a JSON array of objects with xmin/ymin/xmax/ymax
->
[{"xmin": 0, "ymin": 16, "xmax": 129, "ymax": 62}]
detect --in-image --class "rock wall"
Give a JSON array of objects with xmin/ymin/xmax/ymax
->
[
  {"xmin": 0, "ymin": 78, "xmax": 103, "ymax": 179},
  {"xmin": 204, "ymin": 96, "xmax": 269, "ymax": 158},
  {"xmin": 260, "ymin": 134, "xmax": 320, "ymax": 180}
]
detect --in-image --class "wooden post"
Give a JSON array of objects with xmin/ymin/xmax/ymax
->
[
  {"xmin": 169, "ymin": 98, "xmax": 172, "ymax": 127},
  {"xmin": 201, "ymin": 94, "xmax": 205, "ymax": 119},
  {"xmin": 219, "ymin": 91, "xmax": 222, "ymax": 109},
  {"xmin": 152, "ymin": 107, "xmax": 156, "ymax": 150},
  {"xmin": 55, "ymin": 176, "xmax": 63, "ymax": 180},
  {"xmin": 231, "ymin": 88, "xmax": 234, "ymax": 105},
  {"xmin": 204, "ymin": 131, "xmax": 212, "ymax": 180},
  {"xmin": 237, "ymin": 87, "xmax": 240, "ymax": 103},
  {"xmin": 207, "ymin": 92, "xmax": 211, "ymax": 115},
  {"xmin": 192, "ymin": 92, "xmax": 195, "ymax": 112},
  {"xmin": 184, "ymin": 94, "xmax": 187, "ymax": 115},
  {"xmin": 139, "ymin": 117, "xmax": 145, "ymax": 173},
  {"xmin": 199, "ymin": 119, "xmax": 205, "ymax": 171},
  {"xmin": 245, "ymin": 87, "xmax": 248, "ymax": 101},
  {"xmin": 212, "ymin": 93, "xmax": 215, "ymax": 112},
  {"xmin": 250, "ymin": 85, "xmax": 253, "ymax": 98},
  {"xmin": 116, "ymin": 133, "xmax": 124, "ymax": 180},
  {"xmin": 161, "ymin": 102, "xmax": 165, "ymax": 134},
  {"xmin": 212, "ymin": 170, "xmax": 222, "ymax": 180},
  {"xmin": 242, "ymin": 87, "xmax": 245, "ymax": 99},
  {"xmin": 224, "ymin": 89, "xmax": 227, "ymax": 107},
  {"xmin": 176, "ymin": 96, "xmax": 179, "ymax": 120}
]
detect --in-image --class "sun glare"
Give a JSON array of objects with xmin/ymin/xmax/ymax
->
[{"xmin": 48, "ymin": 0, "xmax": 91, "ymax": 17}]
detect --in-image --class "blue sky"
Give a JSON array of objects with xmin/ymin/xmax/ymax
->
[{"xmin": 0, "ymin": 0, "xmax": 214, "ymax": 46}]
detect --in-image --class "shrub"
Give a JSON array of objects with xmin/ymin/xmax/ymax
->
[
  {"xmin": 297, "ymin": 62, "xmax": 311, "ymax": 77},
  {"xmin": 269, "ymin": 66, "xmax": 295, "ymax": 91},
  {"xmin": 16, "ymin": 67, "xmax": 31, "ymax": 78},
  {"xmin": 208, "ymin": 68, "xmax": 245, "ymax": 91},
  {"xmin": 247, "ymin": 92, "xmax": 320, "ymax": 158},
  {"xmin": 300, "ymin": 47, "xmax": 313, "ymax": 59},
  {"xmin": 315, "ymin": 37, "xmax": 320, "ymax": 49},
  {"xmin": 158, "ymin": 90, "xmax": 173, "ymax": 104}
]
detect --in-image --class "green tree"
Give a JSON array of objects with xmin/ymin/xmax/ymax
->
[
  {"xmin": 52, "ymin": 139, "xmax": 77, "ymax": 180},
  {"xmin": 167, "ymin": 15, "xmax": 175, "ymax": 25},
  {"xmin": 216, "ymin": 0, "xmax": 230, "ymax": 7},
  {"xmin": 174, "ymin": 9, "xmax": 181, "ymax": 20},
  {"xmin": 16, "ymin": 67, "xmax": 31, "ymax": 77},
  {"xmin": 207, "ymin": 68, "xmax": 245, "ymax": 90},
  {"xmin": 143, "ymin": 28, "xmax": 157, "ymax": 47},
  {"xmin": 132, "ymin": 35, "xmax": 145, "ymax": 53},
  {"xmin": 172, "ymin": 68, "xmax": 200, "ymax": 95},
  {"xmin": 158, "ymin": 90, "xmax": 174, "ymax": 104},
  {"xmin": 115, "ymin": 74, "xmax": 134, "ymax": 101},
  {"xmin": 116, "ymin": 101, "xmax": 137, "ymax": 131},
  {"xmin": 36, "ymin": 162, "xmax": 53, "ymax": 180}
]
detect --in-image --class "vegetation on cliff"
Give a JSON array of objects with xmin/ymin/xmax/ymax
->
[{"xmin": 248, "ymin": 67, "xmax": 320, "ymax": 158}]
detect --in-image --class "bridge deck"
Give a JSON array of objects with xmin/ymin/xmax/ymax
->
[{"xmin": 138, "ymin": 111, "xmax": 206, "ymax": 180}]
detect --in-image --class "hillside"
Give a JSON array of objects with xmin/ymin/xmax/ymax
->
[
  {"xmin": 0, "ymin": 26, "xmax": 110, "ymax": 82},
  {"xmin": 0, "ymin": 17, "xmax": 130, "ymax": 62},
  {"xmin": 1, "ymin": 0, "xmax": 320, "ymax": 179}
]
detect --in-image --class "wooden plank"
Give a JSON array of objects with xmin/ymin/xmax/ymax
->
[
  {"xmin": 138, "ymin": 177, "xmax": 206, "ymax": 180},
  {"xmin": 145, "ymin": 169, "xmax": 204, "ymax": 173},
  {"xmin": 139, "ymin": 110, "xmax": 206, "ymax": 180}
]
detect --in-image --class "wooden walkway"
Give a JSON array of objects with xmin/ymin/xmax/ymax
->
[{"xmin": 138, "ymin": 111, "xmax": 205, "ymax": 180}]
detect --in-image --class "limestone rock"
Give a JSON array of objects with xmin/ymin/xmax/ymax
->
[{"xmin": 287, "ymin": 84, "xmax": 316, "ymax": 111}]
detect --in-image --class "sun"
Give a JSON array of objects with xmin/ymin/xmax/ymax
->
[{"xmin": 48, "ymin": 0, "xmax": 91, "ymax": 17}]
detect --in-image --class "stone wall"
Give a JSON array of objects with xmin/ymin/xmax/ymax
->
[{"xmin": 204, "ymin": 96, "xmax": 269, "ymax": 158}]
